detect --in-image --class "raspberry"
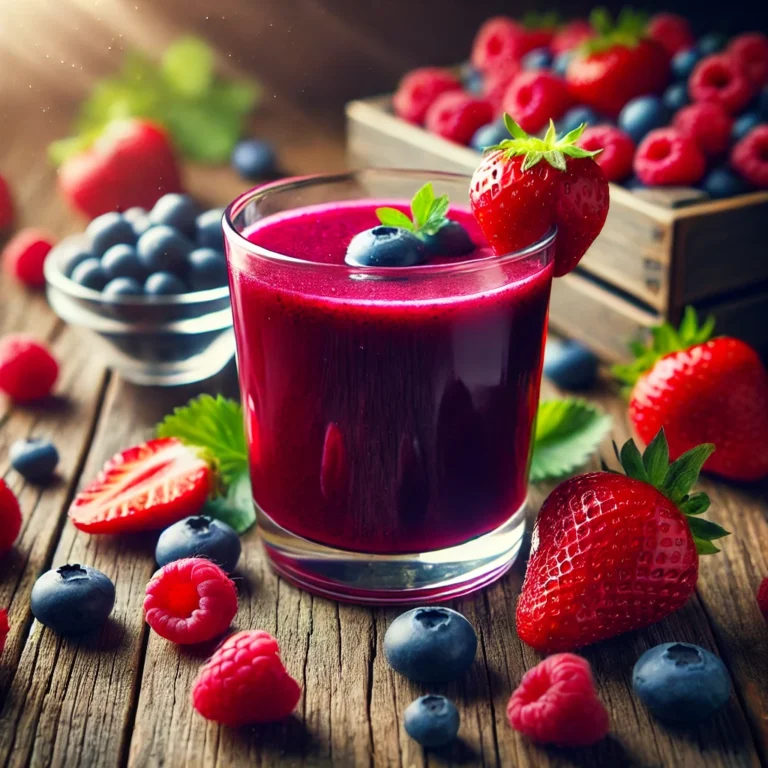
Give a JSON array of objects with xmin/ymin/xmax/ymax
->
[
  {"xmin": 483, "ymin": 60, "xmax": 521, "ymax": 115},
  {"xmin": 424, "ymin": 92, "xmax": 493, "ymax": 145},
  {"xmin": 507, "ymin": 654, "xmax": 609, "ymax": 747},
  {"xmin": 502, "ymin": 72, "xmax": 572, "ymax": 134},
  {"xmin": 646, "ymin": 13, "xmax": 695, "ymax": 57},
  {"xmin": 550, "ymin": 20, "xmax": 593, "ymax": 55},
  {"xmin": 731, "ymin": 125, "xmax": 768, "ymax": 188},
  {"xmin": 673, "ymin": 102, "xmax": 734, "ymax": 158},
  {"xmin": 0, "ymin": 609, "xmax": 8, "ymax": 656},
  {"xmin": 728, "ymin": 33, "xmax": 768, "ymax": 88},
  {"xmin": 144, "ymin": 558, "xmax": 238, "ymax": 645},
  {"xmin": 0, "ymin": 174, "xmax": 13, "ymax": 230},
  {"xmin": 634, "ymin": 128, "xmax": 706, "ymax": 186},
  {"xmin": 578, "ymin": 125, "xmax": 635, "ymax": 182},
  {"xmin": 0, "ymin": 479, "xmax": 22, "ymax": 556},
  {"xmin": 758, "ymin": 578, "xmax": 768, "ymax": 622},
  {"xmin": 471, "ymin": 17, "xmax": 523, "ymax": 72},
  {"xmin": 392, "ymin": 68, "xmax": 462, "ymax": 125},
  {"xmin": 192, "ymin": 630, "xmax": 301, "ymax": 726},
  {"xmin": 690, "ymin": 54, "xmax": 755, "ymax": 114},
  {"xmin": 0, "ymin": 334, "xmax": 59, "ymax": 402},
  {"xmin": 2, "ymin": 229, "xmax": 55, "ymax": 288}
]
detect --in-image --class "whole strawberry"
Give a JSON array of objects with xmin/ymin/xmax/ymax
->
[
  {"xmin": 614, "ymin": 308, "xmax": 768, "ymax": 481},
  {"xmin": 566, "ymin": 9, "xmax": 669, "ymax": 117},
  {"xmin": 517, "ymin": 430, "xmax": 727, "ymax": 653},
  {"xmin": 470, "ymin": 116, "xmax": 608, "ymax": 277}
]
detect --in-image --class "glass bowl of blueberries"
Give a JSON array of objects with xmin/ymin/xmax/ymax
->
[{"xmin": 44, "ymin": 194, "xmax": 234, "ymax": 386}]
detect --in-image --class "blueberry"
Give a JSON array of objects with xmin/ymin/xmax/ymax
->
[
  {"xmin": 187, "ymin": 248, "xmax": 228, "ymax": 291},
  {"xmin": 145, "ymin": 271, "xmax": 188, "ymax": 296},
  {"xmin": 196, "ymin": 208, "xmax": 225, "ymax": 250},
  {"xmin": 624, "ymin": 175, "xmax": 646, "ymax": 190},
  {"xmin": 698, "ymin": 33, "xmax": 727, "ymax": 56},
  {"xmin": 123, "ymin": 207, "xmax": 151, "ymax": 238},
  {"xmin": 232, "ymin": 139, "xmax": 276, "ymax": 180},
  {"xmin": 422, "ymin": 221, "xmax": 474, "ymax": 257},
  {"xmin": 148, "ymin": 194, "xmax": 199, "ymax": 238},
  {"xmin": 663, "ymin": 83, "xmax": 690, "ymax": 113},
  {"xmin": 633, "ymin": 642, "xmax": 731, "ymax": 723},
  {"xmin": 86, "ymin": 212, "xmax": 135, "ymax": 257},
  {"xmin": 31, "ymin": 564, "xmax": 115, "ymax": 634},
  {"xmin": 60, "ymin": 246, "xmax": 94, "ymax": 278},
  {"xmin": 102, "ymin": 244, "xmax": 147, "ymax": 281},
  {"xmin": 137, "ymin": 225, "xmax": 191, "ymax": 275},
  {"xmin": 558, "ymin": 106, "xmax": 601, "ymax": 136},
  {"xmin": 544, "ymin": 338, "xmax": 599, "ymax": 390},
  {"xmin": 10, "ymin": 438, "xmax": 59, "ymax": 482},
  {"xmin": 522, "ymin": 47, "xmax": 553, "ymax": 71},
  {"xmin": 732, "ymin": 113, "xmax": 762, "ymax": 143},
  {"xmin": 384, "ymin": 607, "xmax": 477, "ymax": 683},
  {"xmin": 103, "ymin": 277, "xmax": 144, "ymax": 299},
  {"xmin": 700, "ymin": 167, "xmax": 750, "ymax": 199},
  {"xmin": 156, "ymin": 515, "xmax": 241, "ymax": 572},
  {"xmin": 471, "ymin": 119, "xmax": 509, "ymax": 151},
  {"xmin": 345, "ymin": 226, "xmax": 426, "ymax": 268},
  {"xmin": 462, "ymin": 65, "xmax": 484, "ymax": 95},
  {"xmin": 70, "ymin": 258, "xmax": 109, "ymax": 291},
  {"xmin": 404, "ymin": 695, "xmax": 460, "ymax": 748},
  {"xmin": 672, "ymin": 48, "xmax": 702, "ymax": 81},
  {"xmin": 552, "ymin": 51, "xmax": 573, "ymax": 78},
  {"xmin": 618, "ymin": 96, "xmax": 671, "ymax": 144}
]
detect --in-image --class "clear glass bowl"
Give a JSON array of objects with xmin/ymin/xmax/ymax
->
[{"xmin": 45, "ymin": 236, "xmax": 235, "ymax": 386}]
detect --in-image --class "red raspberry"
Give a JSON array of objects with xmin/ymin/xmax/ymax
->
[
  {"xmin": 634, "ymin": 128, "xmax": 706, "ymax": 186},
  {"xmin": 0, "ymin": 480, "xmax": 22, "ymax": 556},
  {"xmin": 192, "ymin": 630, "xmax": 301, "ymax": 726},
  {"xmin": 647, "ymin": 13, "xmax": 695, "ymax": 57},
  {"xmin": 483, "ymin": 60, "xmax": 521, "ymax": 115},
  {"xmin": 507, "ymin": 654, "xmax": 609, "ymax": 747},
  {"xmin": 673, "ymin": 102, "xmax": 734, "ymax": 158},
  {"xmin": 0, "ymin": 609, "xmax": 8, "ymax": 656},
  {"xmin": 2, "ymin": 229, "xmax": 55, "ymax": 288},
  {"xmin": 550, "ymin": 20, "xmax": 593, "ymax": 55},
  {"xmin": 144, "ymin": 558, "xmax": 238, "ymax": 645},
  {"xmin": 728, "ymin": 33, "xmax": 768, "ymax": 88},
  {"xmin": 471, "ymin": 17, "xmax": 527, "ymax": 73},
  {"xmin": 731, "ymin": 125, "xmax": 768, "ymax": 189},
  {"xmin": 689, "ymin": 54, "xmax": 756, "ymax": 114},
  {"xmin": 758, "ymin": 578, "xmax": 768, "ymax": 622},
  {"xmin": 425, "ymin": 92, "xmax": 493, "ymax": 145},
  {"xmin": 392, "ymin": 68, "xmax": 462, "ymax": 125},
  {"xmin": 0, "ymin": 334, "xmax": 59, "ymax": 403},
  {"xmin": 0, "ymin": 174, "xmax": 13, "ymax": 230},
  {"xmin": 502, "ymin": 72, "xmax": 572, "ymax": 134},
  {"xmin": 578, "ymin": 125, "xmax": 635, "ymax": 182}
]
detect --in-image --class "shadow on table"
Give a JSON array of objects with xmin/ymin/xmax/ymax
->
[{"xmin": 231, "ymin": 715, "xmax": 318, "ymax": 758}]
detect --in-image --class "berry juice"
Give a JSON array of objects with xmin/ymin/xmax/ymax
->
[{"xmin": 226, "ymin": 198, "xmax": 553, "ymax": 555}]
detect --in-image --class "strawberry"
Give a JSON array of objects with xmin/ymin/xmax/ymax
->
[
  {"xmin": 566, "ymin": 9, "xmax": 670, "ymax": 117},
  {"xmin": 470, "ymin": 117, "xmax": 609, "ymax": 277},
  {"xmin": 614, "ymin": 308, "xmax": 768, "ymax": 482},
  {"xmin": 517, "ymin": 430, "xmax": 728, "ymax": 653},
  {"xmin": 58, "ymin": 119, "xmax": 183, "ymax": 220},
  {"xmin": 471, "ymin": 15, "xmax": 556, "ymax": 72},
  {"xmin": 68, "ymin": 437, "xmax": 213, "ymax": 534}
]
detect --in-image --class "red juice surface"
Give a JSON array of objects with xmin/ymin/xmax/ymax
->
[{"xmin": 227, "ymin": 200, "xmax": 553, "ymax": 554}]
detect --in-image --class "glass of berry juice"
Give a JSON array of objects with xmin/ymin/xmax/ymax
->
[{"xmin": 224, "ymin": 170, "xmax": 554, "ymax": 604}]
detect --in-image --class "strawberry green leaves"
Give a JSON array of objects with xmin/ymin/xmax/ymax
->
[
  {"xmin": 582, "ymin": 7, "xmax": 650, "ymax": 55},
  {"xmin": 530, "ymin": 399, "xmax": 613, "ymax": 482},
  {"xmin": 376, "ymin": 182, "xmax": 451, "ymax": 237}
]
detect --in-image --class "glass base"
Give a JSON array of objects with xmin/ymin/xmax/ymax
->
[{"xmin": 258, "ymin": 500, "xmax": 527, "ymax": 605}]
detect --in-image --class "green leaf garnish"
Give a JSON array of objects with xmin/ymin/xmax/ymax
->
[
  {"xmin": 375, "ymin": 182, "xmax": 452, "ymax": 238},
  {"xmin": 161, "ymin": 36, "xmax": 214, "ymax": 98},
  {"xmin": 202, "ymin": 470, "xmax": 256, "ymax": 534},
  {"xmin": 530, "ymin": 399, "xmax": 613, "ymax": 482}
]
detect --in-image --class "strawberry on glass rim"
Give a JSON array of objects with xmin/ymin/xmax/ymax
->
[
  {"xmin": 68, "ymin": 437, "xmax": 212, "ymax": 534},
  {"xmin": 517, "ymin": 429, "xmax": 729, "ymax": 653},
  {"xmin": 470, "ymin": 115, "xmax": 609, "ymax": 277}
]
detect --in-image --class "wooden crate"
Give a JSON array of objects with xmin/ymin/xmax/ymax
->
[{"xmin": 346, "ymin": 96, "xmax": 768, "ymax": 361}]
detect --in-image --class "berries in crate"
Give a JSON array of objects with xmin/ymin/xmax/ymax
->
[{"xmin": 346, "ymin": 10, "xmax": 768, "ymax": 362}]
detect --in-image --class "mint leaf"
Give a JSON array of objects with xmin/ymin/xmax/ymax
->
[
  {"xmin": 421, "ymin": 194, "xmax": 450, "ymax": 236},
  {"xmin": 157, "ymin": 394, "xmax": 247, "ymax": 486},
  {"xmin": 162, "ymin": 36, "xmax": 214, "ymax": 97},
  {"xmin": 163, "ymin": 99, "xmax": 241, "ymax": 163},
  {"xmin": 530, "ymin": 399, "xmax": 612, "ymax": 482},
  {"xmin": 203, "ymin": 470, "xmax": 256, "ymax": 534},
  {"xmin": 411, "ymin": 183, "xmax": 435, "ymax": 229},
  {"xmin": 208, "ymin": 80, "xmax": 260, "ymax": 115},
  {"xmin": 376, "ymin": 207, "xmax": 415, "ymax": 231}
]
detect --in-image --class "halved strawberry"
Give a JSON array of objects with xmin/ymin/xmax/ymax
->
[{"xmin": 68, "ymin": 438, "xmax": 212, "ymax": 534}]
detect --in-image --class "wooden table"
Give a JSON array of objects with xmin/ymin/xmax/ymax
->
[{"xmin": 1, "ymin": 106, "xmax": 767, "ymax": 768}]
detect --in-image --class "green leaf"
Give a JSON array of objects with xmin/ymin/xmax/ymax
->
[
  {"xmin": 162, "ymin": 36, "xmax": 214, "ymax": 97},
  {"xmin": 642, "ymin": 429, "xmax": 670, "ymax": 487},
  {"xmin": 680, "ymin": 492, "xmax": 710, "ymax": 516},
  {"xmin": 157, "ymin": 394, "xmax": 248, "ymax": 486},
  {"xmin": 208, "ymin": 80, "xmax": 260, "ymax": 115},
  {"xmin": 678, "ymin": 305, "xmax": 698, "ymax": 344},
  {"xmin": 530, "ymin": 399, "xmax": 612, "ymax": 482},
  {"xmin": 203, "ymin": 470, "xmax": 256, "ymax": 534},
  {"xmin": 522, "ymin": 151, "xmax": 544, "ymax": 171},
  {"xmin": 619, "ymin": 439, "xmax": 649, "ymax": 483},
  {"xmin": 543, "ymin": 119, "xmax": 557, "ymax": 146},
  {"xmin": 687, "ymin": 516, "xmax": 730, "ymax": 542},
  {"xmin": 48, "ymin": 133, "xmax": 100, "ymax": 167},
  {"xmin": 503, "ymin": 114, "xmax": 527, "ymax": 139},
  {"xmin": 543, "ymin": 150, "xmax": 567, "ymax": 171},
  {"xmin": 694, "ymin": 314, "xmax": 716, "ymax": 345},
  {"xmin": 560, "ymin": 123, "xmax": 588, "ymax": 145},
  {"xmin": 422, "ymin": 194, "xmax": 450, "ymax": 236},
  {"xmin": 410, "ymin": 183, "xmax": 435, "ymax": 229},
  {"xmin": 693, "ymin": 537, "xmax": 721, "ymax": 556},
  {"xmin": 376, "ymin": 207, "xmax": 414, "ymax": 231},
  {"xmin": 164, "ymin": 99, "xmax": 241, "ymax": 163},
  {"xmin": 662, "ymin": 443, "xmax": 716, "ymax": 504}
]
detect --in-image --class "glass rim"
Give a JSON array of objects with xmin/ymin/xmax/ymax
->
[{"xmin": 223, "ymin": 169, "xmax": 556, "ymax": 277}]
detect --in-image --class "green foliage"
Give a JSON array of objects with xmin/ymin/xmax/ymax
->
[
  {"xmin": 376, "ymin": 182, "xmax": 451, "ymax": 237},
  {"xmin": 202, "ymin": 470, "xmax": 256, "ymax": 534}
]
